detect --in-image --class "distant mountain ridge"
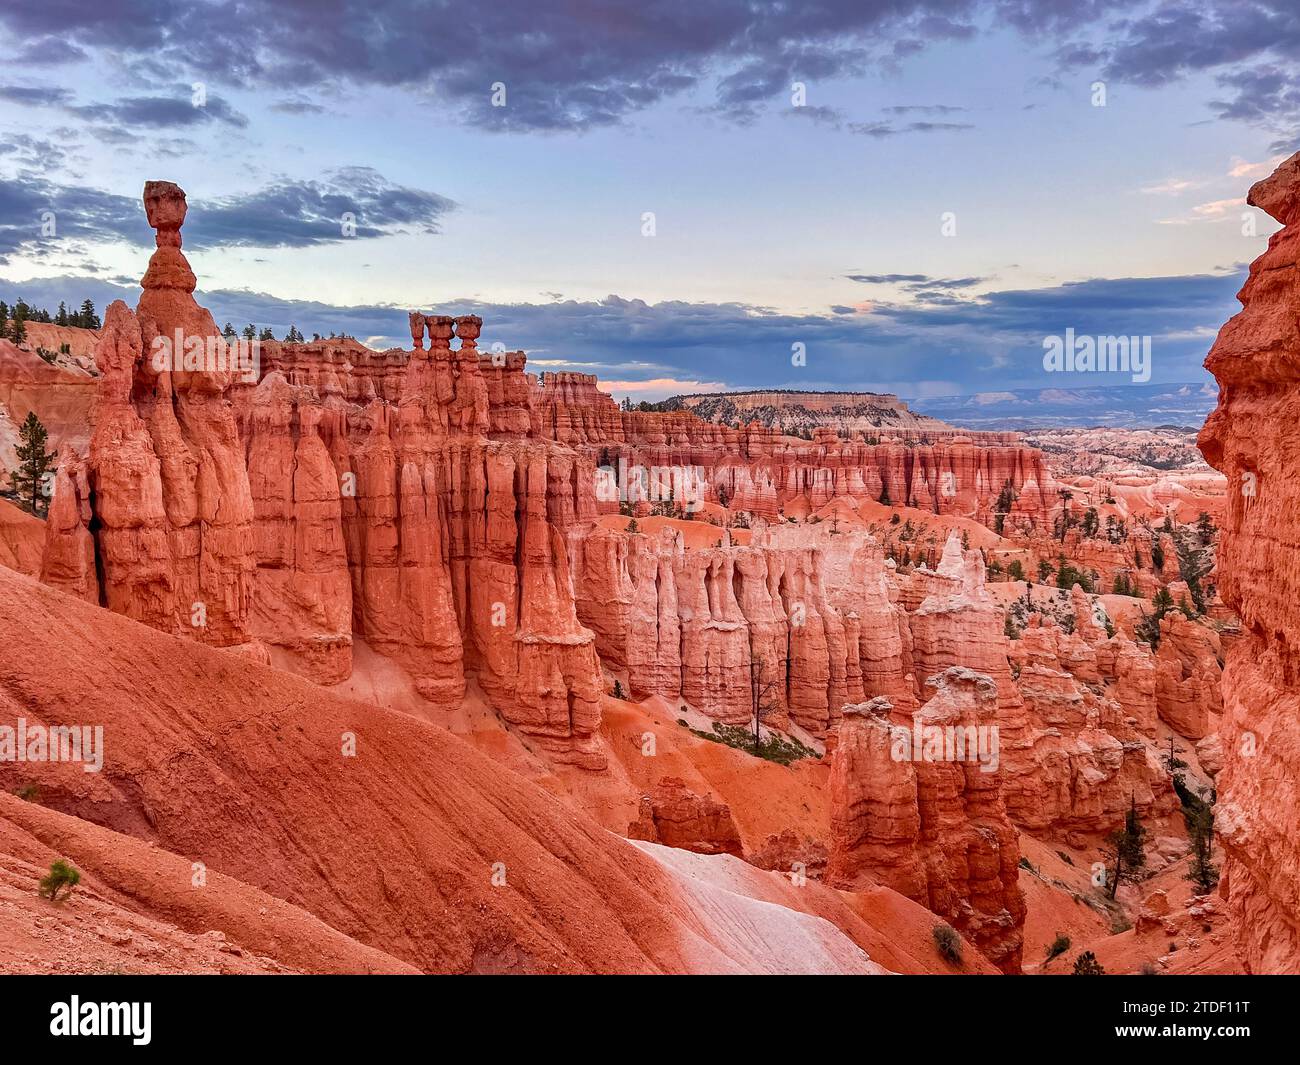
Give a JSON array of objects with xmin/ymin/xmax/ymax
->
[
  {"xmin": 910, "ymin": 381, "xmax": 1218, "ymax": 429},
  {"xmin": 658, "ymin": 389, "xmax": 946, "ymax": 436}
]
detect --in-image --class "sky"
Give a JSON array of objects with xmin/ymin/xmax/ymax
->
[{"xmin": 0, "ymin": 0, "xmax": 1296, "ymax": 402}]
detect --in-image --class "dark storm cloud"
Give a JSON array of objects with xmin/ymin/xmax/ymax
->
[
  {"xmin": 0, "ymin": 1, "xmax": 1053, "ymax": 133},
  {"xmin": 3, "ymin": 1, "xmax": 1296, "ymax": 135},
  {"xmin": 0, "ymin": 169, "xmax": 454, "ymax": 261}
]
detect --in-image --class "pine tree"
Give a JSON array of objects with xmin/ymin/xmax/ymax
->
[
  {"xmin": 79, "ymin": 299, "xmax": 99, "ymax": 329},
  {"xmin": 1185, "ymin": 801, "xmax": 1219, "ymax": 894},
  {"xmin": 243, "ymin": 324, "xmax": 256, "ymax": 340},
  {"xmin": 9, "ymin": 411, "xmax": 56, "ymax": 516},
  {"xmin": 1196, "ymin": 511, "xmax": 1215, "ymax": 546},
  {"xmin": 55, "ymin": 301, "xmax": 68, "ymax": 326},
  {"xmin": 223, "ymin": 322, "xmax": 237, "ymax": 340},
  {"xmin": 258, "ymin": 327, "xmax": 274, "ymax": 341},
  {"xmin": 1120, "ymin": 797, "xmax": 1148, "ymax": 875},
  {"xmin": 10, "ymin": 316, "xmax": 26, "ymax": 345}
]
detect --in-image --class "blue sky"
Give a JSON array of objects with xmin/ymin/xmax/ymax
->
[{"xmin": 1, "ymin": 1, "xmax": 1296, "ymax": 400}]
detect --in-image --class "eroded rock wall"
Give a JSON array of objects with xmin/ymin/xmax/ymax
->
[{"xmin": 1199, "ymin": 151, "xmax": 1300, "ymax": 973}]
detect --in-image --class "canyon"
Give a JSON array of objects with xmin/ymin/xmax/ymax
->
[{"xmin": 0, "ymin": 158, "xmax": 1292, "ymax": 975}]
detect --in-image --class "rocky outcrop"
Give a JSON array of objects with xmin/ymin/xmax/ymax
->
[
  {"xmin": 568, "ymin": 522, "xmax": 914, "ymax": 736},
  {"xmin": 827, "ymin": 674, "xmax": 1025, "ymax": 973},
  {"xmin": 1154, "ymin": 611, "xmax": 1223, "ymax": 739},
  {"xmin": 41, "ymin": 182, "xmax": 606, "ymax": 768},
  {"xmin": 626, "ymin": 777, "xmax": 744, "ymax": 857},
  {"xmin": 1199, "ymin": 150, "xmax": 1300, "ymax": 973},
  {"xmin": 901, "ymin": 533, "xmax": 1181, "ymax": 835}
]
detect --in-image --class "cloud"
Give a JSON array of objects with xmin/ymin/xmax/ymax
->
[
  {"xmin": 0, "ymin": 1, "xmax": 1115, "ymax": 134},
  {"xmin": 0, "ymin": 84, "xmax": 73, "ymax": 107},
  {"xmin": 14, "ymin": 37, "xmax": 88, "ymax": 64},
  {"xmin": 882, "ymin": 103, "xmax": 969, "ymax": 114},
  {"xmin": 182, "ymin": 167, "xmax": 456, "ymax": 249},
  {"xmin": 6, "ymin": 1, "xmax": 1289, "ymax": 138},
  {"xmin": 1140, "ymin": 177, "xmax": 1201, "ymax": 195},
  {"xmin": 71, "ymin": 92, "xmax": 249, "ymax": 129},
  {"xmin": 602, "ymin": 377, "xmax": 729, "ymax": 396},
  {"xmin": 0, "ymin": 169, "xmax": 455, "ymax": 261},
  {"xmin": 845, "ymin": 274, "xmax": 987, "ymax": 297},
  {"xmin": 1, "ymin": 81, "xmax": 249, "ymax": 151},
  {"xmin": 269, "ymin": 98, "xmax": 328, "ymax": 115},
  {"xmin": 1049, "ymin": 1, "xmax": 1300, "ymax": 144},
  {"xmin": 1155, "ymin": 196, "xmax": 1247, "ymax": 225},
  {"xmin": 847, "ymin": 119, "xmax": 975, "ymax": 137},
  {"xmin": 0, "ymin": 133, "xmax": 74, "ymax": 174},
  {"xmin": 0, "ymin": 178, "xmax": 145, "ymax": 263}
]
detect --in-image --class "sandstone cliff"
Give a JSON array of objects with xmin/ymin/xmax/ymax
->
[{"xmin": 1199, "ymin": 150, "xmax": 1300, "ymax": 973}]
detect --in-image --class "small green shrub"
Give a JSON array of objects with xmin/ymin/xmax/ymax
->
[{"xmin": 38, "ymin": 860, "xmax": 81, "ymax": 902}]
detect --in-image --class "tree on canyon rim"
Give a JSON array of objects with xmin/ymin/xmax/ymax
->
[
  {"xmin": 747, "ymin": 655, "xmax": 781, "ymax": 752},
  {"xmin": 8, "ymin": 411, "xmax": 55, "ymax": 517}
]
